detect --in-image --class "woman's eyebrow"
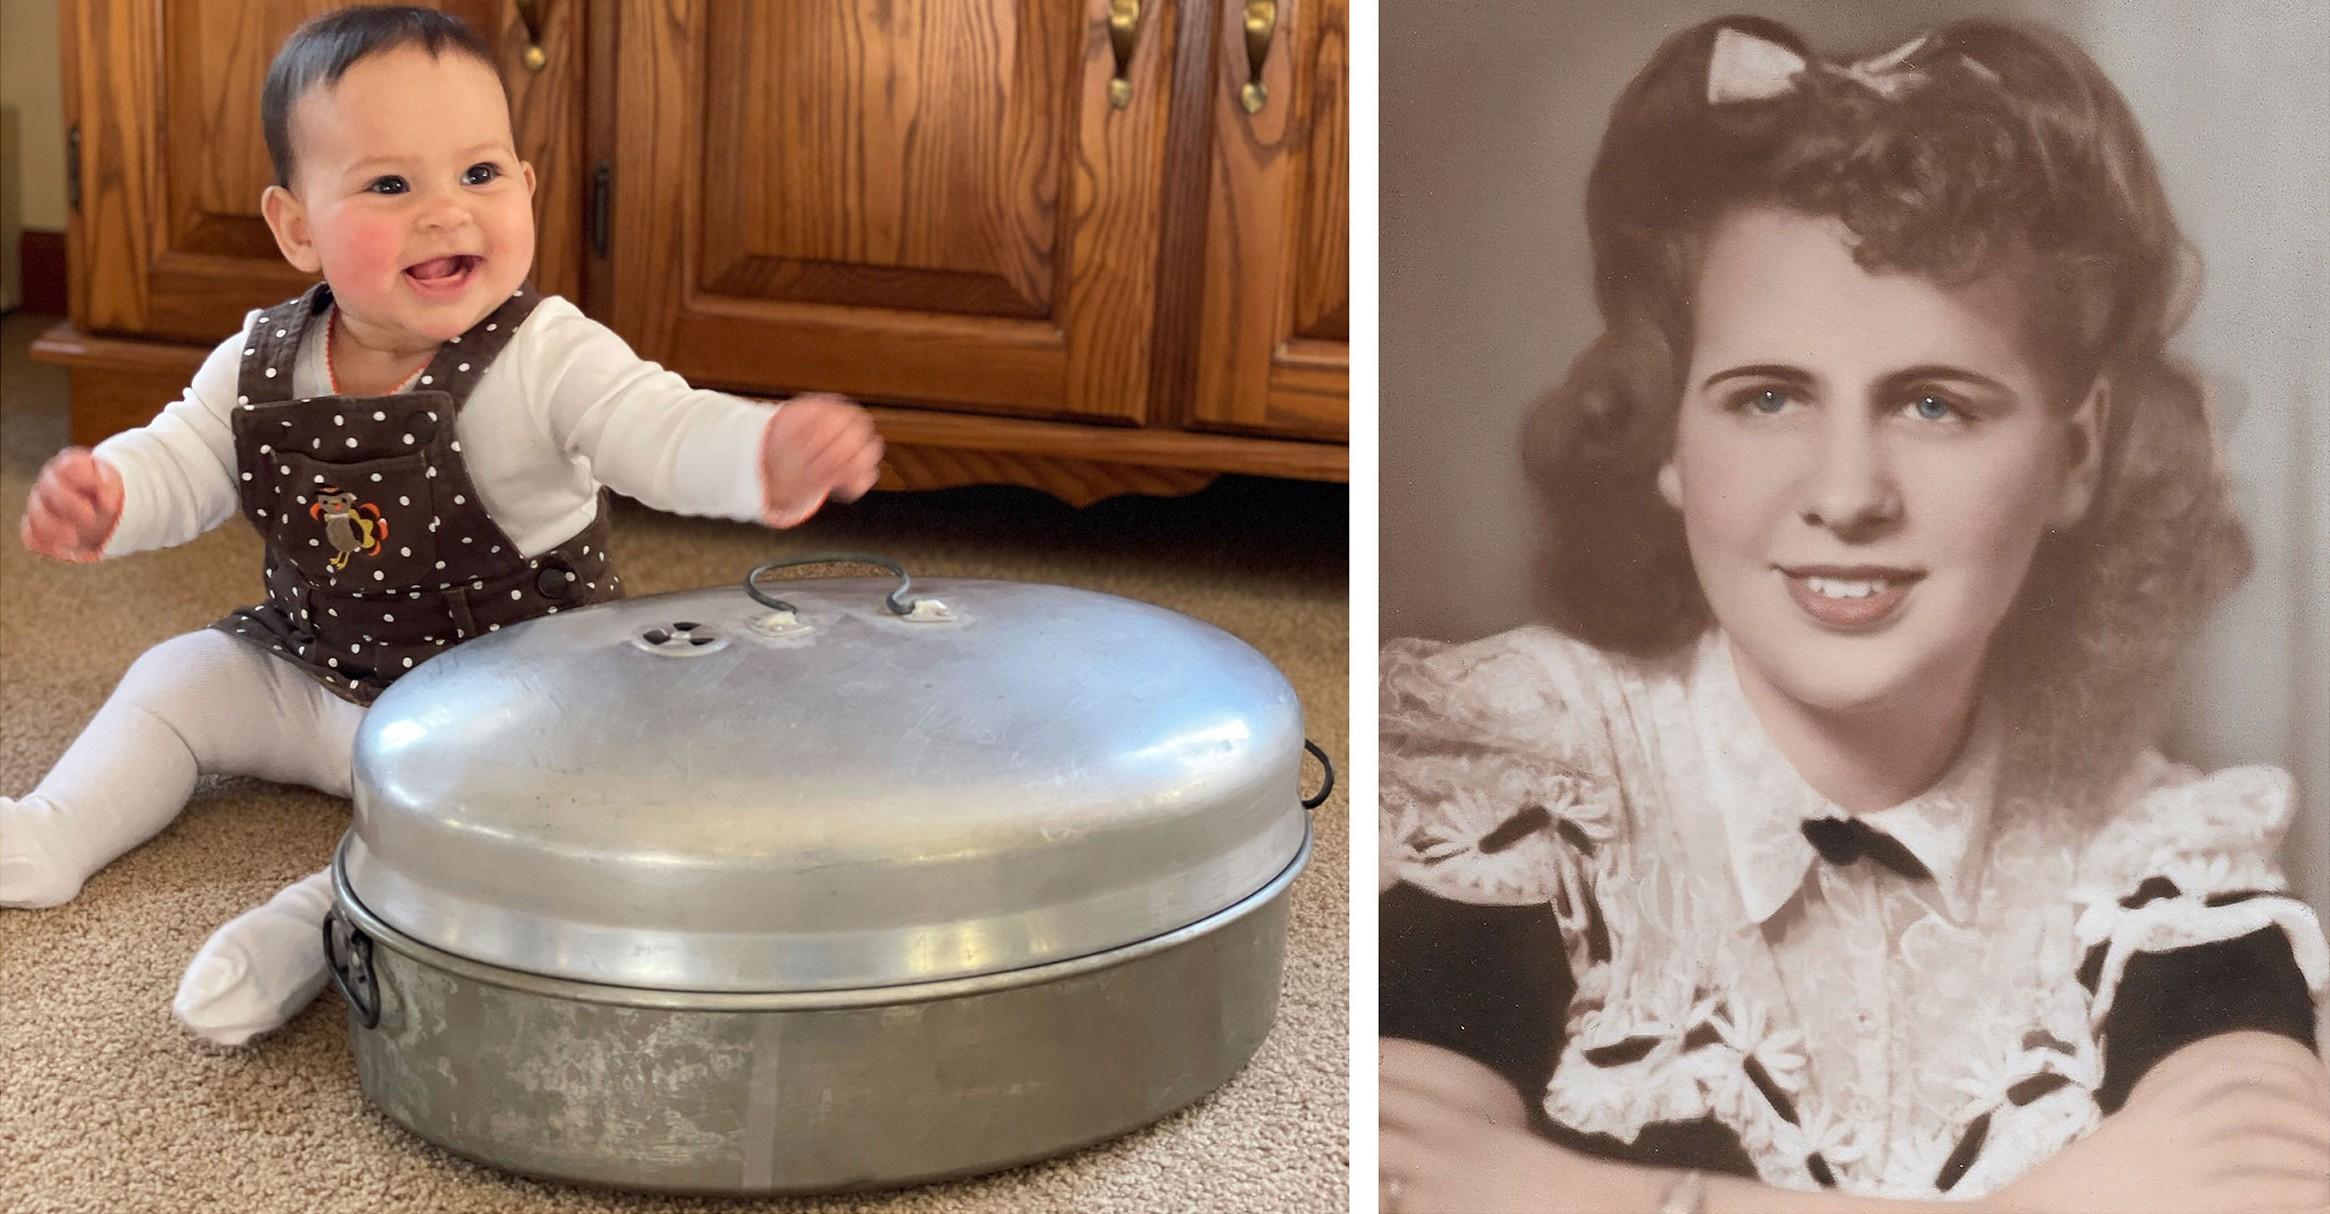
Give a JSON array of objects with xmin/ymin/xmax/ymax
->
[
  {"xmin": 1700, "ymin": 364, "xmax": 1815, "ymax": 392},
  {"xmin": 1883, "ymin": 364, "xmax": 2013, "ymax": 395}
]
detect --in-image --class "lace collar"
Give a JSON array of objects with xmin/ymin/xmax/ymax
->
[{"xmin": 1689, "ymin": 631, "xmax": 2003, "ymax": 925}]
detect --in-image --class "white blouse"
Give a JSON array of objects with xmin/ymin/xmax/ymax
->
[
  {"xmin": 1380, "ymin": 626, "xmax": 2328, "ymax": 1200},
  {"xmin": 92, "ymin": 295, "xmax": 778, "ymax": 560}
]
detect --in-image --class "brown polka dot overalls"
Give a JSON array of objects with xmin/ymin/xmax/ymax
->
[{"xmin": 211, "ymin": 282, "xmax": 623, "ymax": 704}]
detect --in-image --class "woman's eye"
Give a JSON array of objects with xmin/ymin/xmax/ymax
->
[
  {"xmin": 1741, "ymin": 388, "xmax": 1792, "ymax": 415},
  {"xmin": 366, "ymin": 176, "xmax": 408, "ymax": 195},
  {"xmin": 463, "ymin": 162, "xmax": 500, "ymax": 186},
  {"xmin": 1906, "ymin": 393, "xmax": 1964, "ymax": 422}
]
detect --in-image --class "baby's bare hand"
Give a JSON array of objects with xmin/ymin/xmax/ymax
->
[
  {"xmin": 20, "ymin": 448, "xmax": 125, "ymax": 562},
  {"xmin": 758, "ymin": 394, "xmax": 884, "ymax": 529}
]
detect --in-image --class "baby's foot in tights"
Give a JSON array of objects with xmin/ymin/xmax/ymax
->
[
  {"xmin": 173, "ymin": 866, "xmax": 334, "ymax": 1046},
  {"xmin": 0, "ymin": 796, "xmax": 88, "ymax": 908}
]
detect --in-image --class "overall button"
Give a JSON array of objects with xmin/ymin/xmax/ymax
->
[{"xmin": 537, "ymin": 565, "xmax": 574, "ymax": 598}]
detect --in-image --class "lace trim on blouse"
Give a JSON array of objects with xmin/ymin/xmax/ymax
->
[{"xmin": 1379, "ymin": 629, "xmax": 2327, "ymax": 1201}]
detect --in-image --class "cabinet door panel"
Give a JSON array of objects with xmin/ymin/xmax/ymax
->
[
  {"xmin": 67, "ymin": 0, "xmax": 583, "ymax": 342},
  {"xmin": 161, "ymin": 2, "xmax": 294, "ymax": 264},
  {"xmin": 1190, "ymin": 0, "xmax": 1347, "ymax": 440},
  {"xmin": 607, "ymin": 0, "xmax": 1175, "ymax": 423},
  {"xmin": 699, "ymin": 4, "xmax": 1057, "ymax": 319},
  {"xmin": 1289, "ymin": 6, "xmax": 1348, "ymax": 346}
]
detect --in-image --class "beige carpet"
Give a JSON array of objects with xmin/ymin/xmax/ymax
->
[{"xmin": 0, "ymin": 310, "xmax": 1351, "ymax": 1214}]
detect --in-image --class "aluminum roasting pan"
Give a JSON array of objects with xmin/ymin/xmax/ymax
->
[{"xmin": 322, "ymin": 558, "xmax": 1325, "ymax": 1193}]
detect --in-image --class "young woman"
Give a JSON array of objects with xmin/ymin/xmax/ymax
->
[{"xmin": 1378, "ymin": 18, "xmax": 2327, "ymax": 1213}]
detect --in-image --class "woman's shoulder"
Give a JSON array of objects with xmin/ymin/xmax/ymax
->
[
  {"xmin": 1381, "ymin": 625, "xmax": 1680, "ymax": 751},
  {"xmin": 2065, "ymin": 750, "xmax": 2326, "ymax": 1028},
  {"xmin": 1379, "ymin": 626, "xmax": 1677, "ymax": 905},
  {"xmin": 2058, "ymin": 751, "xmax": 2327, "ymax": 1106},
  {"xmin": 2074, "ymin": 750, "xmax": 2298, "ymax": 896}
]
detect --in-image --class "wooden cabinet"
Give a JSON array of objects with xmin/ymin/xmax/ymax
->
[
  {"xmin": 603, "ymin": 2, "xmax": 1171, "ymax": 426},
  {"xmin": 1193, "ymin": 0, "xmax": 1347, "ymax": 440},
  {"xmin": 38, "ymin": 0, "xmax": 1346, "ymax": 503}
]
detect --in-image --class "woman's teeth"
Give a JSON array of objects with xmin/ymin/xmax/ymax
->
[{"xmin": 1805, "ymin": 576, "xmax": 1889, "ymax": 600}]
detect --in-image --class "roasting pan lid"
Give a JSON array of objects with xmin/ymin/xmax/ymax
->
[{"xmin": 340, "ymin": 559, "xmax": 1312, "ymax": 992}]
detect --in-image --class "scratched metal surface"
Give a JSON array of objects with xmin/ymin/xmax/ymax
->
[{"xmin": 348, "ymin": 577, "xmax": 1310, "ymax": 992}]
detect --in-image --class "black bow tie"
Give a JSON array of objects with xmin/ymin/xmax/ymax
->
[{"xmin": 1800, "ymin": 817, "xmax": 1933, "ymax": 881}]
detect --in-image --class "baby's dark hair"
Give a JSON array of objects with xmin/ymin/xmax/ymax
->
[
  {"xmin": 263, "ymin": 5, "xmax": 502, "ymax": 188},
  {"xmin": 1524, "ymin": 17, "xmax": 2249, "ymax": 786}
]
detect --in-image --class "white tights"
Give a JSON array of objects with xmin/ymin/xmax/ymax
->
[{"xmin": 0, "ymin": 629, "xmax": 365, "ymax": 1045}]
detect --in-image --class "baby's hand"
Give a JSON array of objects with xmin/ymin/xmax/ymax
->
[
  {"xmin": 19, "ymin": 448, "xmax": 125, "ymax": 563},
  {"xmin": 758, "ymin": 394, "xmax": 884, "ymax": 529}
]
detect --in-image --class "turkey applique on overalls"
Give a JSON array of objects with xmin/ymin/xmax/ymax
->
[
  {"xmin": 211, "ymin": 282, "xmax": 625, "ymax": 704},
  {"xmin": 309, "ymin": 487, "xmax": 388, "ymax": 571}
]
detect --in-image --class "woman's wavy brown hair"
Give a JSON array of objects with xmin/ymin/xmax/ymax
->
[{"xmin": 1523, "ymin": 16, "xmax": 2250, "ymax": 787}]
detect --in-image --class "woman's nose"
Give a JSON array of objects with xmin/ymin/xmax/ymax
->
[{"xmin": 1799, "ymin": 415, "xmax": 1901, "ymax": 534}]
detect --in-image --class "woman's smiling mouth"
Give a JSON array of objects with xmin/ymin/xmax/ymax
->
[{"xmin": 1776, "ymin": 564, "xmax": 1924, "ymax": 630}]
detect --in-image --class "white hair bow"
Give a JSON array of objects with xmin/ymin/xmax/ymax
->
[{"xmin": 1706, "ymin": 27, "xmax": 1935, "ymax": 104}]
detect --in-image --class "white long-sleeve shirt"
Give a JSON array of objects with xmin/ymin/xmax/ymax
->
[{"xmin": 94, "ymin": 295, "xmax": 776, "ymax": 559}]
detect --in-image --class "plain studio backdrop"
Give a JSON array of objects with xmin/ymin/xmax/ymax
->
[{"xmin": 1381, "ymin": 0, "xmax": 2330, "ymax": 916}]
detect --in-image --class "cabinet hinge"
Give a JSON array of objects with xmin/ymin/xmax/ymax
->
[
  {"xmin": 67, "ymin": 127, "xmax": 82, "ymax": 213},
  {"xmin": 589, "ymin": 162, "xmax": 610, "ymax": 257}
]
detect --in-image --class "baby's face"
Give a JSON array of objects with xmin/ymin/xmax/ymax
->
[
  {"xmin": 1661, "ymin": 207, "xmax": 2100, "ymax": 721},
  {"xmin": 273, "ymin": 45, "xmax": 535, "ymax": 345}
]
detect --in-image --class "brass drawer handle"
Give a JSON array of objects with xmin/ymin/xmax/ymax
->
[
  {"xmin": 1240, "ymin": 0, "xmax": 1278, "ymax": 114},
  {"xmin": 514, "ymin": 0, "xmax": 549, "ymax": 73},
  {"xmin": 1107, "ymin": 0, "xmax": 1144, "ymax": 109}
]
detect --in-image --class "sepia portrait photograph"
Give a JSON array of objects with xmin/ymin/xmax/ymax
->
[{"xmin": 1378, "ymin": 2, "xmax": 2328, "ymax": 1212}]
